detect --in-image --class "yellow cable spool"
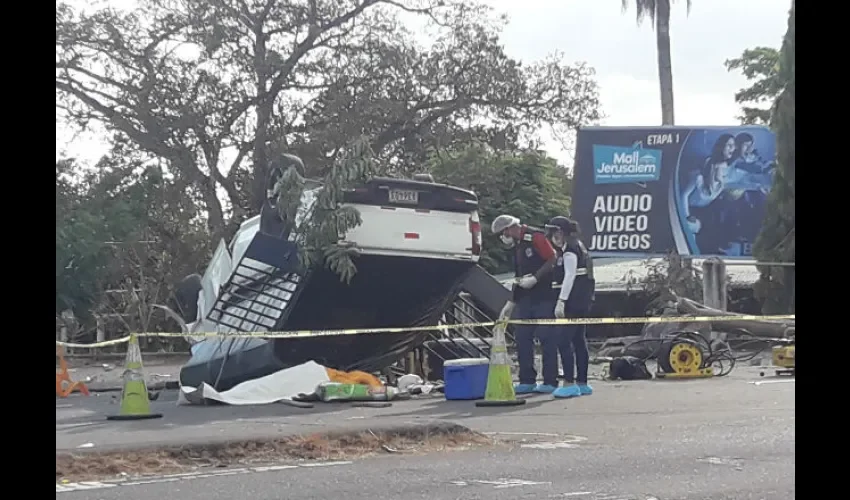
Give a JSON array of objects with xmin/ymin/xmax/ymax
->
[
  {"xmin": 655, "ymin": 339, "xmax": 714, "ymax": 379},
  {"xmin": 667, "ymin": 342, "xmax": 704, "ymax": 375}
]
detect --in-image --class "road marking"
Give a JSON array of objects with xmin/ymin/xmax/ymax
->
[
  {"xmin": 451, "ymin": 478, "xmax": 551, "ymax": 489},
  {"xmin": 56, "ymin": 481, "xmax": 116, "ymax": 492},
  {"xmin": 56, "ymin": 422, "xmax": 102, "ymax": 430},
  {"xmin": 522, "ymin": 441, "xmax": 580, "ymax": 449},
  {"xmin": 520, "ymin": 435, "xmax": 588, "ymax": 449},
  {"xmin": 298, "ymin": 461, "xmax": 353, "ymax": 468},
  {"xmin": 750, "ymin": 379, "xmax": 795, "ymax": 386},
  {"xmin": 251, "ymin": 465, "xmax": 299, "ymax": 472},
  {"xmin": 56, "ymin": 461, "xmax": 352, "ymax": 493},
  {"xmin": 123, "ymin": 477, "xmax": 184, "ymax": 486},
  {"xmin": 485, "ymin": 432, "xmax": 562, "ymax": 437},
  {"xmin": 550, "ymin": 493, "xmax": 653, "ymax": 500},
  {"xmin": 698, "ymin": 456, "xmax": 744, "ymax": 468},
  {"xmin": 192, "ymin": 470, "xmax": 249, "ymax": 479}
]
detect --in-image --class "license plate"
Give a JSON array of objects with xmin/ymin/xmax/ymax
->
[{"xmin": 388, "ymin": 189, "xmax": 419, "ymax": 204}]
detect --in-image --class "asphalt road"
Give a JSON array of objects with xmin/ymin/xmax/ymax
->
[{"xmin": 57, "ymin": 366, "xmax": 794, "ymax": 499}]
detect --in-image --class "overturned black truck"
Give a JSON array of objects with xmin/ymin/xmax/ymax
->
[{"xmin": 173, "ymin": 159, "xmax": 510, "ymax": 391}]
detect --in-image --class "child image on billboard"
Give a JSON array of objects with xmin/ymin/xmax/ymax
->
[{"xmin": 675, "ymin": 128, "xmax": 775, "ymax": 257}]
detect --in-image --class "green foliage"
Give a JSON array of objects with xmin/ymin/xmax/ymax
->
[
  {"xmin": 427, "ymin": 143, "xmax": 571, "ymax": 274},
  {"xmin": 725, "ymin": 47, "xmax": 782, "ymax": 125},
  {"xmin": 275, "ymin": 139, "xmax": 376, "ymax": 283},
  {"xmin": 635, "ymin": 252, "xmax": 703, "ymax": 312},
  {"xmin": 753, "ymin": 0, "xmax": 795, "ymax": 314},
  {"xmin": 55, "ymin": 159, "xmax": 147, "ymax": 317},
  {"xmin": 621, "ymin": 0, "xmax": 692, "ymax": 25},
  {"xmin": 56, "ymin": 0, "xmax": 601, "ymax": 234},
  {"xmin": 56, "ymin": 0, "xmax": 604, "ymax": 335},
  {"xmin": 56, "ymin": 150, "xmax": 211, "ymax": 339}
]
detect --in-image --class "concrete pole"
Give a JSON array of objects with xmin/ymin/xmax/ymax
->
[
  {"xmin": 702, "ymin": 257, "xmax": 728, "ymax": 311},
  {"xmin": 60, "ymin": 309, "xmax": 74, "ymax": 355},
  {"xmin": 96, "ymin": 316, "xmax": 106, "ymax": 343},
  {"xmin": 702, "ymin": 258, "xmax": 728, "ymax": 347}
]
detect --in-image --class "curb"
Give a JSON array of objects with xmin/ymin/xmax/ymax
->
[
  {"xmin": 316, "ymin": 421, "xmax": 478, "ymax": 441},
  {"xmin": 56, "ymin": 421, "xmax": 482, "ymax": 456}
]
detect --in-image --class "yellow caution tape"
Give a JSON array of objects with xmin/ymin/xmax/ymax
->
[
  {"xmin": 57, "ymin": 336, "xmax": 134, "ymax": 349},
  {"xmin": 510, "ymin": 314, "xmax": 795, "ymax": 326},
  {"xmin": 55, "ymin": 314, "xmax": 794, "ymax": 349}
]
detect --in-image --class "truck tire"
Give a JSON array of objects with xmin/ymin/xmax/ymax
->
[
  {"xmin": 174, "ymin": 274, "xmax": 203, "ymax": 323},
  {"xmin": 260, "ymin": 154, "xmax": 306, "ymax": 238}
]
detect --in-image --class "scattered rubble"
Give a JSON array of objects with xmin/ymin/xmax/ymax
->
[{"xmin": 58, "ymin": 356, "xmax": 186, "ymax": 392}]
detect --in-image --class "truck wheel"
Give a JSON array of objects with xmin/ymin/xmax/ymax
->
[
  {"xmin": 260, "ymin": 154, "xmax": 306, "ymax": 238},
  {"xmin": 174, "ymin": 274, "xmax": 203, "ymax": 323}
]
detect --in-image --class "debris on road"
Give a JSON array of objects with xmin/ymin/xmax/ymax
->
[
  {"xmin": 178, "ymin": 361, "xmax": 413, "ymax": 406},
  {"xmin": 313, "ymin": 382, "xmax": 400, "ymax": 402},
  {"xmin": 397, "ymin": 374, "xmax": 423, "ymax": 393}
]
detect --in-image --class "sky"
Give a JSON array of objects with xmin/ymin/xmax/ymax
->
[{"xmin": 55, "ymin": 0, "xmax": 791, "ymax": 168}]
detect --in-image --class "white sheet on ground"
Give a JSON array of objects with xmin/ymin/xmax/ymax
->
[{"xmin": 178, "ymin": 361, "xmax": 330, "ymax": 406}]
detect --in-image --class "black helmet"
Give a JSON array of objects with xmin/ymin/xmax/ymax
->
[{"xmin": 546, "ymin": 216, "xmax": 578, "ymax": 235}]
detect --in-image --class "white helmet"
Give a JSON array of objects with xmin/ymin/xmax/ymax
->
[{"xmin": 491, "ymin": 214, "xmax": 520, "ymax": 234}]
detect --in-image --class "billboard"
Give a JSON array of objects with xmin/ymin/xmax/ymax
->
[{"xmin": 572, "ymin": 126, "xmax": 776, "ymax": 258}]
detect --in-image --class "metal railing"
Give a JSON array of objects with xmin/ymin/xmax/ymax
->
[{"xmin": 392, "ymin": 292, "xmax": 514, "ymax": 379}]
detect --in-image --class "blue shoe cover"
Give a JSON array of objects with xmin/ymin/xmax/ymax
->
[
  {"xmin": 553, "ymin": 385, "xmax": 581, "ymax": 399},
  {"xmin": 514, "ymin": 383, "xmax": 537, "ymax": 394},
  {"xmin": 534, "ymin": 384, "xmax": 558, "ymax": 394},
  {"xmin": 578, "ymin": 384, "xmax": 593, "ymax": 396}
]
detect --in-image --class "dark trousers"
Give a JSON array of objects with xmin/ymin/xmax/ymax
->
[
  {"xmin": 558, "ymin": 307, "xmax": 590, "ymax": 384},
  {"xmin": 513, "ymin": 295, "xmax": 559, "ymax": 386}
]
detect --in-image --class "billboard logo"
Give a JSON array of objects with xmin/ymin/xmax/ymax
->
[{"xmin": 592, "ymin": 144, "xmax": 662, "ymax": 184}]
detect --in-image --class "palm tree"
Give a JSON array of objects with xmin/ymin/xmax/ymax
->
[{"xmin": 621, "ymin": 0, "xmax": 692, "ymax": 125}]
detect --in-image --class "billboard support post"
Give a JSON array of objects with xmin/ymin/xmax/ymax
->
[{"xmin": 701, "ymin": 257, "xmax": 727, "ymax": 312}]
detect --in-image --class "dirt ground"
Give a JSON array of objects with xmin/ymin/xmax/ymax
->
[{"xmin": 56, "ymin": 423, "xmax": 493, "ymax": 483}]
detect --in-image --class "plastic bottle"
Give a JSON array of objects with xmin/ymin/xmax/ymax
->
[{"xmin": 315, "ymin": 382, "xmax": 399, "ymax": 402}]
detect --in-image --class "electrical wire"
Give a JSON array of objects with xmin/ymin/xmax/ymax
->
[{"xmin": 616, "ymin": 328, "xmax": 791, "ymax": 377}]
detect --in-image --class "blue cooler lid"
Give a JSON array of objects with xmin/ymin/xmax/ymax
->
[{"xmin": 443, "ymin": 357, "xmax": 489, "ymax": 367}]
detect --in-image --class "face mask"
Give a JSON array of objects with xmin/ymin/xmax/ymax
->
[
  {"xmin": 500, "ymin": 234, "xmax": 514, "ymax": 246},
  {"xmin": 551, "ymin": 234, "xmax": 565, "ymax": 248}
]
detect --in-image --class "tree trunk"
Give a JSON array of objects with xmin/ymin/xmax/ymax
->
[
  {"xmin": 251, "ymin": 32, "xmax": 272, "ymax": 215},
  {"xmin": 676, "ymin": 298, "xmax": 794, "ymax": 338},
  {"xmin": 252, "ymin": 105, "xmax": 272, "ymax": 214},
  {"xmin": 655, "ymin": 0, "xmax": 676, "ymax": 126},
  {"xmin": 203, "ymin": 176, "xmax": 227, "ymax": 237}
]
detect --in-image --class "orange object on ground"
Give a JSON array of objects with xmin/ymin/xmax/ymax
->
[
  {"xmin": 56, "ymin": 345, "xmax": 90, "ymax": 398},
  {"xmin": 325, "ymin": 367, "xmax": 383, "ymax": 388}
]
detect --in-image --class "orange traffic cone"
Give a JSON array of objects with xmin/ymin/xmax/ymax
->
[{"xmin": 56, "ymin": 345, "xmax": 90, "ymax": 398}]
